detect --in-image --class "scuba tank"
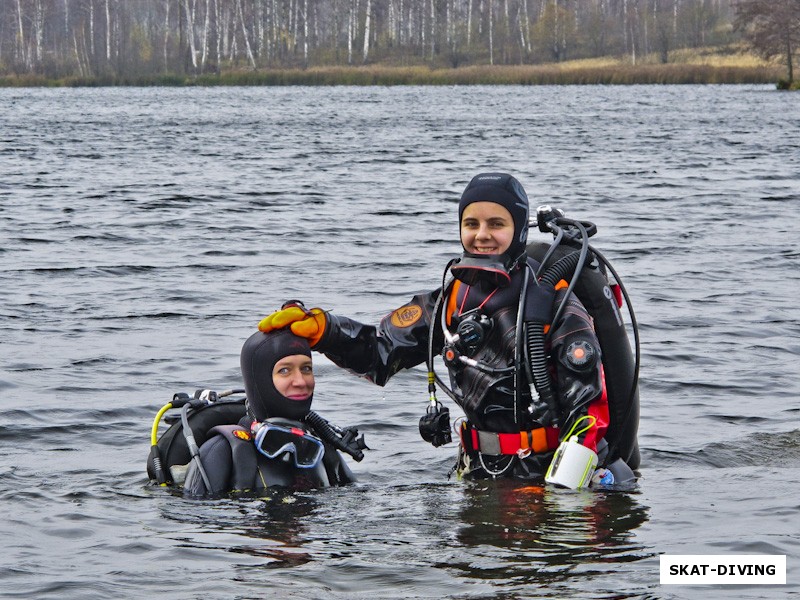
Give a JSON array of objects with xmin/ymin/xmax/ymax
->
[{"xmin": 147, "ymin": 389, "xmax": 247, "ymax": 486}]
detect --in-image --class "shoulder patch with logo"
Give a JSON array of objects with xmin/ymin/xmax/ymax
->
[
  {"xmin": 233, "ymin": 429, "xmax": 251, "ymax": 441},
  {"xmin": 390, "ymin": 305, "xmax": 423, "ymax": 328}
]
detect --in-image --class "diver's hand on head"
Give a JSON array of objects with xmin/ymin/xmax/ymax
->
[
  {"xmin": 258, "ymin": 301, "xmax": 327, "ymax": 347},
  {"xmin": 257, "ymin": 305, "xmax": 307, "ymax": 332},
  {"xmin": 289, "ymin": 308, "xmax": 326, "ymax": 346}
]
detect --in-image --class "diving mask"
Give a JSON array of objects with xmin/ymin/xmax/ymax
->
[
  {"xmin": 252, "ymin": 421, "xmax": 325, "ymax": 469},
  {"xmin": 450, "ymin": 253, "xmax": 514, "ymax": 287}
]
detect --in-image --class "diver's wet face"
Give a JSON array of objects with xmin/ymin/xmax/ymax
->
[
  {"xmin": 460, "ymin": 201, "xmax": 515, "ymax": 256},
  {"xmin": 272, "ymin": 354, "xmax": 315, "ymax": 401}
]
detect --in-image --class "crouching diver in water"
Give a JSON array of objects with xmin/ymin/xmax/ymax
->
[
  {"xmin": 257, "ymin": 173, "xmax": 640, "ymax": 488},
  {"xmin": 147, "ymin": 329, "xmax": 366, "ymax": 498}
]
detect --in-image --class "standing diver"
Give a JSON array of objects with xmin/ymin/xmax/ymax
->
[
  {"xmin": 256, "ymin": 173, "xmax": 637, "ymax": 486},
  {"xmin": 181, "ymin": 329, "xmax": 359, "ymax": 498}
]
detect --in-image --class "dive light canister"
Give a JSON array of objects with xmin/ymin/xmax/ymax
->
[{"xmin": 545, "ymin": 436, "xmax": 598, "ymax": 489}]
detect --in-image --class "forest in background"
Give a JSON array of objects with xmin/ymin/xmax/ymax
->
[{"xmin": 0, "ymin": 0, "xmax": 791, "ymax": 84}]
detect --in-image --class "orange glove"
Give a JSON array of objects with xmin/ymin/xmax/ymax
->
[
  {"xmin": 289, "ymin": 308, "xmax": 327, "ymax": 347},
  {"xmin": 258, "ymin": 303, "xmax": 327, "ymax": 347},
  {"xmin": 258, "ymin": 306, "xmax": 308, "ymax": 332}
]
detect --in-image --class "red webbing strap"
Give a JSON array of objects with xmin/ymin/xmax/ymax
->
[
  {"xmin": 498, "ymin": 432, "xmax": 521, "ymax": 455},
  {"xmin": 468, "ymin": 425, "xmax": 560, "ymax": 456}
]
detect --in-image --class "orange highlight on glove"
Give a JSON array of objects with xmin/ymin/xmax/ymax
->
[
  {"xmin": 258, "ymin": 306, "xmax": 308, "ymax": 333},
  {"xmin": 258, "ymin": 306, "xmax": 327, "ymax": 347},
  {"xmin": 289, "ymin": 308, "xmax": 326, "ymax": 347}
]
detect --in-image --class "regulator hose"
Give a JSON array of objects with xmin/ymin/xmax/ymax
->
[
  {"xmin": 181, "ymin": 402, "xmax": 212, "ymax": 492},
  {"xmin": 427, "ymin": 260, "xmax": 462, "ymax": 405},
  {"xmin": 545, "ymin": 218, "xmax": 591, "ymax": 331},
  {"xmin": 513, "ymin": 264, "xmax": 530, "ymax": 426},
  {"xmin": 587, "ymin": 245, "xmax": 641, "ymax": 467},
  {"xmin": 148, "ymin": 402, "xmax": 174, "ymax": 486},
  {"xmin": 524, "ymin": 251, "xmax": 581, "ymax": 426},
  {"xmin": 525, "ymin": 321, "xmax": 556, "ymax": 424},
  {"xmin": 304, "ymin": 410, "xmax": 367, "ymax": 462}
]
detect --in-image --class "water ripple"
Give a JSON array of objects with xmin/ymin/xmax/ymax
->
[{"xmin": 1, "ymin": 84, "xmax": 798, "ymax": 599}]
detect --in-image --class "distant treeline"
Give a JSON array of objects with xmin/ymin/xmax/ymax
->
[{"xmin": 3, "ymin": 0, "xmax": 741, "ymax": 79}]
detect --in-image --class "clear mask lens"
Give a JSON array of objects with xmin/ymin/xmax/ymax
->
[{"xmin": 254, "ymin": 423, "xmax": 325, "ymax": 468}]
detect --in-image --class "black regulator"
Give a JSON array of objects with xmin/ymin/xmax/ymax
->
[{"xmin": 442, "ymin": 309, "xmax": 493, "ymax": 367}]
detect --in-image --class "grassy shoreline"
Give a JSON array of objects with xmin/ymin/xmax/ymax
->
[{"xmin": 1, "ymin": 51, "xmax": 786, "ymax": 87}]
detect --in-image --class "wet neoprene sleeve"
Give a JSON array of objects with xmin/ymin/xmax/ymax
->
[{"xmin": 315, "ymin": 289, "xmax": 444, "ymax": 386}]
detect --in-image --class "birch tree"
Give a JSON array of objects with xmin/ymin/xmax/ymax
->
[
  {"xmin": 163, "ymin": 0, "xmax": 171, "ymax": 70},
  {"xmin": 488, "ymin": 0, "xmax": 494, "ymax": 63},
  {"xmin": 105, "ymin": 0, "xmax": 112, "ymax": 62},
  {"xmin": 200, "ymin": 0, "xmax": 211, "ymax": 70},
  {"xmin": 363, "ymin": 0, "xmax": 371, "ymax": 61},
  {"xmin": 348, "ymin": 0, "xmax": 355, "ymax": 63},
  {"xmin": 467, "ymin": 0, "xmax": 473, "ymax": 45},
  {"xmin": 183, "ymin": 0, "xmax": 198, "ymax": 69},
  {"xmin": 303, "ymin": 0, "xmax": 309, "ymax": 66},
  {"xmin": 236, "ymin": 0, "xmax": 256, "ymax": 67},
  {"xmin": 15, "ymin": 0, "xmax": 27, "ymax": 68},
  {"xmin": 520, "ymin": 0, "xmax": 531, "ymax": 55},
  {"xmin": 430, "ymin": 0, "xmax": 436, "ymax": 59},
  {"xmin": 33, "ymin": 0, "xmax": 44, "ymax": 64}
]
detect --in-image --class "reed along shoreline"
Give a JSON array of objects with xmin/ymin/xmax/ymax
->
[{"xmin": 1, "ymin": 62, "xmax": 784, "ymax": 88}]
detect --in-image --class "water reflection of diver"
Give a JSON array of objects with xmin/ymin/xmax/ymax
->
[
  {"xmin": 456, "ymin": 479, "xmax": 649, "ymax": 558},
  {"xmin": 257, "ymin": 173, "xmax": 640, "ymax": 487},
  {"xmin": 146, "ymin": 330, "xmax": 367, "ymax": 498}
]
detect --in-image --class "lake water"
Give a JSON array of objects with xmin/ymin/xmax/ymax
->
[{"xmin": 1, "ymin": 84, "xmax": 799, "ymax": 599}]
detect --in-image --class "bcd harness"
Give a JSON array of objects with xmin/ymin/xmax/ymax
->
[
  {"xmin": 148, "ymin": 391, "xmax": 368, "ymax": 489},
  {"xmin": 422, "ymin": 265, "xmax": 565, "ymax": 454},
  {"xmin": 443, "ymin": 273, "xmax": 567, "ymax": 458}
]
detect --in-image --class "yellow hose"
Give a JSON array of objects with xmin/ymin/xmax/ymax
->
[{"xmin": 150, "ymin": 403, "xmax": 173, "ymax": 446}]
